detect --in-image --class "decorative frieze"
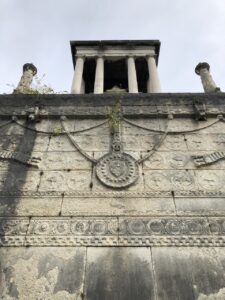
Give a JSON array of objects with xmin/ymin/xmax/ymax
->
[{"xmin": 0, "ymin": 217, "xmax": 225, "ymax": 247}]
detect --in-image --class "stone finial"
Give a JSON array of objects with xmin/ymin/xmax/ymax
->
[
  {"xmin": 195, "ymin": 62, "xmax": 220, "ymax": 93},
  {"xmin": 14, "ymin": 63, "xmax": 37, "ymax": 93},
  {"xmin": 23, "ymin": 63, "xmax": 37, "ymax": 75}
]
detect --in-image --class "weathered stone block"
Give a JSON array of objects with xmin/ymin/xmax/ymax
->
[
  {"xmin": 159, "ymin": 134, "xmax": 188, "ymax": 151},
  {"xmin": 85, "ymin": 247, "xmax": 155, "ymax": 300},
  {"xmin": 152, "ymin": 248, "xmax": 225, "ymax": 300},
  {"xmin": 123, "ymin": 134, "xmax": 161, "ymax": 151},
  {"xmin": 196, "ymin": 170, "xmax": 225, "ymax": 191},
  {"xmin": 185, "ymin": 133, "xmax": 225, "ymax": 151},
  {"xmin": 0, "ymin": 197, "xmax": 62, "ymax": 216},
  {"xmin": 175, "ymin": 197, "xmax": 225, "ymax": 216},
  {"xmin": 39, "ymin": 151, "xmax": 92, "ymax": 170},
  {"xmin": 32, "ymin": 135, "xmax": 50, "ymax": 152},
  {"xmin": 0, "ymin": 170, "xmax": 40, "ymax": 192},
  {"xmin": 122, "ymin": 118, "xmax": 161, "ymax": 135},
  {"xmin": 0, "ymin": 247, "xmax": 86, "ymax": 299},
  {"xmin": 143, "ymin": 151, "xmax": 192, "ymax": 169},
  {"xmin": 0, "ymin": 135, "xmax": 23, "ymax": 151},
  {"xmin": 144, "ymin": 170, "xmax": 197, "ymax": 191},
  {"xmin": 39, "ymin": 170, "xmax": 92, "ymax": 192},
  {"xmin": 61, "ymin": 197, "xmax": 175, "ymax": 216}
]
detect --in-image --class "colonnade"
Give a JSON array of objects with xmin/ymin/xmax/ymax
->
[{"xmin": 71, "ymin": 55, "xmax": 161, "ymax": 94}]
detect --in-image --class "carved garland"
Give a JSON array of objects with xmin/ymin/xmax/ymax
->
[{"xmin": 0, "ymin": 114, "xmax": 224, "ymax": 187}]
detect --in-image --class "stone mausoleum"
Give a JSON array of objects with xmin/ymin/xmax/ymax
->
[{"xmin": 0, "ymin": 40, "xmax": 225, "ymax": 299}]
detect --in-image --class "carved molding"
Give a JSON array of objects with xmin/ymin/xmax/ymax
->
[
  {"xmin": 0, "ymin": 217, "xmax": 225, "ymax": 247},
  {"xmin": 0, "ymin": 106, "xmax": 224, "ymax": 118},
  {"xmin": 1, "ymin": 236, "xmax": 225, "ymax": 247},
  {"xmin": 0, "ymin": 190, "xmax": 225, "ymax": 198}
]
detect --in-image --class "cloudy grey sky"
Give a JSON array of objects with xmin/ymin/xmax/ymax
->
[{"xmin": 0, "ymin": 0, "xmax": 224, "ymax": 93}]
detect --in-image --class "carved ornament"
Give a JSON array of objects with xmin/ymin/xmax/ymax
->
[
  {"xmin": 0, "ymin": 217, "xmax": 225, "ymax": 247},
  {"xmin": 0, "ymin": 150, "xmax": 41, "ymax": 168}
]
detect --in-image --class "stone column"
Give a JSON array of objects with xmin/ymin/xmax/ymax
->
[
  {"xmin": 195, "ymin": 62, "xmax": 220, "ymax": 93},
  {"xmin": 127, "ymin": 56, "xmax": 138, "ymax": 93},
  {"xmin": 71, "ymin": 56, "xmax": 85, "ymax": 94},
  {"xmin": 147, "ymin": 56, "xmax": 161, "ymax": 93},
  {"xmin": 15, "ymin": 63, "xmax": 37, "ymax": 93},
  {"xmin": 80, "ymin": 78, "xmax": 85, "ymax": 94},
  {"xmin": 94, "ymin": 56, "xmax": 104, "ymax": 94}
]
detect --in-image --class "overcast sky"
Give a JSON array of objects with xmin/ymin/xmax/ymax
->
[{"xmin": 0, "ymin": 0, "xmax": 224, "ymax": 93}]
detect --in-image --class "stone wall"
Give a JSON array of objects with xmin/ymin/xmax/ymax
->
[{"xmin": 0, "ymin": 93, "xmax": 225, "ymax": 299}]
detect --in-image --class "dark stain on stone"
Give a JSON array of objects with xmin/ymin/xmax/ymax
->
[
  {"xmin": 3, "ymin": 266, "xmax": 19, "ymax": 299},
  {"xmin": 37, "ymin": 250, "xmax": 85, "ymax": 294},
  {"xmin": 0, "ymin": 121, "xmax": 37, "ymax": 239},
  {"xmin": 85, "ymin": 248, "xmax": 155, "ymax": 300},
  {"xmin": 188, "ymin": 253, "xmax": 225, "ymax": 298},
  {"xmin": 152, "ymin": 248, "xmax": 225, "ymax": 300}
]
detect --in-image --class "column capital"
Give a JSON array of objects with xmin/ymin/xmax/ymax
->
[
  {"xmin": 75, "ymin": 55, "xmax": 86, "ymax": 60},
  {"xmin": 126, "ymin": 55, "xmax": 136, "ymax": 59},
  {"xmin": 23, "ymin": 63, "xmax": 37, "ymax": 75},
  {"xmin": 146, "ymin": 54, "xmax": 156, "ymax": 59},
  {"xmin": 94, "ymin": 55, "xmax": 105, "ymax": 60},
  {"xmin": 195, "ymin": 62, "xmax": 210, "ymax": 75}
]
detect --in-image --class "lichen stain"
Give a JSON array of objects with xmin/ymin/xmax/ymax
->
[
  {"xmin": 2, "ymin": 266, "xmax": 19, "ymax": 299},
  {"xmin": 37, "ymin": 251, "xmax": 85, "ymax": 294},
  {"xmin": 197, "ymin": 287, "xmax": 225, "ymax": 300},
  {"xmin": 0, "ymin": 248, "xmax": 85, "ymax": 300}
]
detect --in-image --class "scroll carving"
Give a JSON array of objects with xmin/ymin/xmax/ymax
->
[
  {"xmin": 192, "ymin": 152, "xmax": 225, "ymax": 167},
  {"xmin": 0, "ymin": 150, "xmax": 41, "ymax": 168}
]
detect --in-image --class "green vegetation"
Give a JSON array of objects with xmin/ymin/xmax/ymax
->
[{"xmin": 106, "ymin": 99, "xmax": 122, "ymax": 133}]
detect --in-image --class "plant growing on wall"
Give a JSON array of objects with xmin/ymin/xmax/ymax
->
[
  {"xmin": 106, "ymin": 99, "xmax": 122, "ymax": 133},
  {"xmin": 7, "ymin": 74, "xmax": 67, "ymax": 94}
]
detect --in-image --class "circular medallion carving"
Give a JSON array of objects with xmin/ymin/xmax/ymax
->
[
  {"xmin": 146, "ymin": 220, "xmax": 165, "ymax": 235},
  {"xmin": 127, "ymin": 220, "xmax": 145, "ymax": 235},
  {"xmin": 96, "ymin": 153, "xmax": 139, "ymax": 188},
  {"xmin": 71, "ymin": 221, "xmax": 89, "ymax": 235},
  {"xmin": 90, "ymin": 221, "xmax": 107, "ymax": 235}
]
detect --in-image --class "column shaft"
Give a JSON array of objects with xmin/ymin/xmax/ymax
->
[
  {"xmin": 147, "ymin": 56, "xmax": 161, "ymax": 93},
  {"xmin": 80, "ymin": 78, "xmax": 85, "ymax": 94},
  {"xmin": 71, "ymin": 56, "xmax": 85, "ymax": 94},
  {"xmin": 127, "ymin": 57, "xmax": 138, "ymax": 93},
  {"xmin": 94, "ymin": 57, "xmax": 104, "ymax": 94},
  {"xmin": 15, "ymin": 63, "xmax": 37, "ymax": 93},
  {"xmin": 195, "ymin": 63, "xmax": 220, "ymax": 93}
]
